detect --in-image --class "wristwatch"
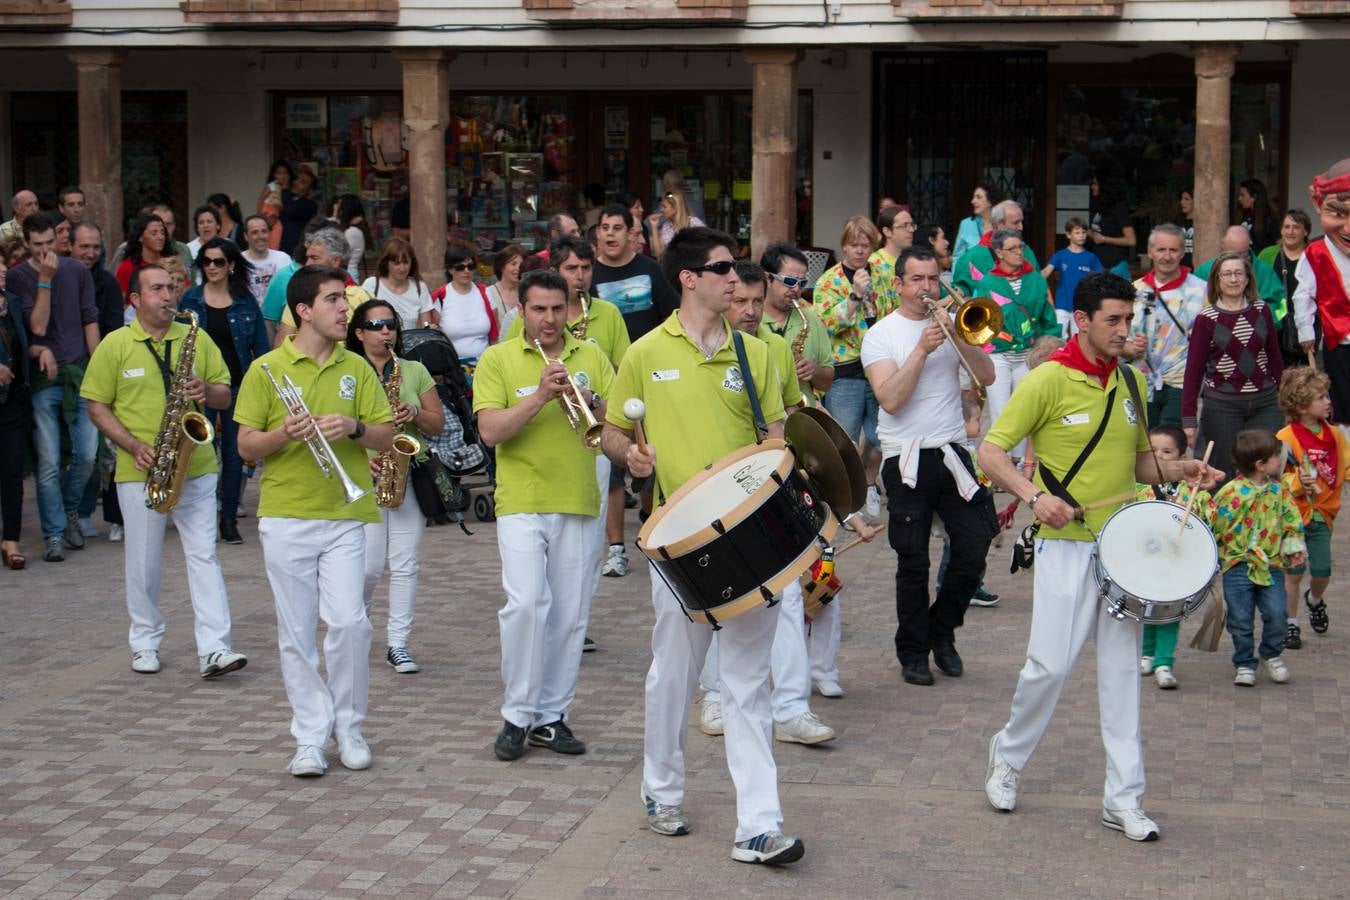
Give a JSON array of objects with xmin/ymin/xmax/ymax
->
[{"xmin": 352, "ymin": 420, "xmax": 366, "ymax": 440}]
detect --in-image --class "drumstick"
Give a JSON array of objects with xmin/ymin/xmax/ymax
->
[
  {"xmin": 1075, "ymin": 491, "xmax": 1137, "ymax": 514},
  {"xmin": 623, "ymin": 398, "xmax": 649, "ymax": 455},
  {"xmin": 1176, "ymin": 440, "xmax": 1214, "ymax": 540}
]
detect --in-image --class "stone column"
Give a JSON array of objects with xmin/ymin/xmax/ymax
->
[
  {"xmin": 743, "ymin": 48, "xmax": 803, "ymax": 260},
  {"xmin": 396, "ymin": 50, "xmax": 452, "ymax": 290},
  {"xmin": 1193, "ymin": 43, "xmax": 1240, "ymax": 266},
  {"xmin": 69, "ymin": 50, "xmax": 126, "ymax": 249}
]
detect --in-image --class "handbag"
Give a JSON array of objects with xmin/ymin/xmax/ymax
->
[{"xmin": 410, "ymin": 451, "xmax": 470, "ymax": 520}]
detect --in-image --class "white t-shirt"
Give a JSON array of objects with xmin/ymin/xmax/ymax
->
[
  {"xmin": 485, "ymin": 283, "xmax": 518, "ymax": 337},
  {"xmin": 244, "ymin": 248, "xmax": 292, "ymax": 304},
  {"xmin": 362, "ymin": 276, "xmax": 434, "ymax": 330},
  {"xmin": 436, "ymin": 283, "xmax": 491, "ymax": 360},
  {"xmin": 344, "ymin": 226, "xmax": 365, "ymax": 281},
  {"xmin": 860, "ymin": 311, "xmax": 966, "ymax": 456}
]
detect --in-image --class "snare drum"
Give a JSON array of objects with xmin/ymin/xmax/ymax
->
[
  {"xmin": 1093, "ymin": 500, "xmax": 1218, "ymax": 624},
  {"xmin": 638, "ymin": 439, "xmax": 838, "ymax": 625}
]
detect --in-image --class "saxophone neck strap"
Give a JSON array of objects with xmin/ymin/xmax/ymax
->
[{"xmin": 144, "ymin": 339, "xmax": 174, "ymax": 397}]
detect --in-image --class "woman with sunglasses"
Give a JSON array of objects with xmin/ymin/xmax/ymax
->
[
  {"xmin": 429, "ymin": 246, "xmax": 498, "ymax": 379},
  {"xmin": 361, "ymin": 237, "xmax": 433, "ymax": 331},
  {"xmin": 178, "ymin": 238, "xmax": 266, "ymax": 544},
  {"xmin": 347, "ymin": 299, "xmax": 444, "ymax": 675}
]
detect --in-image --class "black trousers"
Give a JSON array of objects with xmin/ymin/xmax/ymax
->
[
  {"xmin": 1325, "ymin": 343, "xmax": 1350, "ymax": 426},
  {"xmin": 0, "ymin": 395, "xmax": 28, "ymax": 542},
  {"xmin": 881, "ymin": 447, "xmax": 998, "ymax": 665}
]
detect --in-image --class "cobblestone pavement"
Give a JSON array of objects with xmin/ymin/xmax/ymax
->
[{"xmin": 2, "ymin": 484, "xmax": 1349, "ymax": 899}]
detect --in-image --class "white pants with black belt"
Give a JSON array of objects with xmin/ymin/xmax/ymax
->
[{"xmin": 363, "ymin": 474, "xmax": 425, "ymax": 649}]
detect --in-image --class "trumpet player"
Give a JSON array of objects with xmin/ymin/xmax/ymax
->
[
  {"xmin": 81, "ymin": 266, "xmax": 245, "ymax": 678},
  {"xmin": 235, "ymin": 265, "xmax": 394, "ymax": 778},
  {"xmin": 473, "ymin": 269, "xmax": 613, "ymax": 762},
  {"xmin": 347, "ymin": 299, "xmax": 443, "ymax": 675}
]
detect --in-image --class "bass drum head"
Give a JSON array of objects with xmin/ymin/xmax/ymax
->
[
  {"xmin": 1096, "ymin": 500, "xmax": 1218, "ymax": 602},
  {"xmin": 643, "ymin": 444, "xmax": 791, "ymax": 552}
]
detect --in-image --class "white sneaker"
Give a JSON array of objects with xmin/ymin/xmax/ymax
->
[
  {"xmin": 700, "ymin": 700, "xmax": 724, "ymax": 736},
  {"xmin": 1139, "ymin": 655, "xmax": 1155, "ymax": 675},
  {"xmin": 601, "ymin": 544, "xmax": 628, "ymax": 577},
  {"xmin": 289, "ymin": 745, "xmax": 327, "ymax": 777},
  {"xmin": 1262, "ymin": 656, "xmax": 1290, "ymax": 684},
  {"xmin": 773, "ymin": 711, "xmax": 836, "ymax": 745},
  {"xmin": 1154, "ymin": 666, "xmax": 1177, "ymax": 690},
  {"xmin": 1234, "ymin": 666, "xmax": 1257, "ymax": 687},
  {"xmin": 814, "ymin": 678, "xmax": 845, "ymax": 698},
  {"xmin": 731, "ymin": 830, "xmax": 805, "ymax": 865},
  {"xmin": 1101, "ymin": 807, "xmax": 1160, "ymax": 841},
  {"xmin": 108, "ymin": 524, "xmax": 124, "ymax": 543},
  {"xmin": 78, "ymin": 516, "xmax": 100, "ymax": 538},
  {"xmin": 863, "ymin": 485, "xmax": 881, "ymax": 520},
  {"xmin": 338, "ymin": 734, "xmax": 373, "ymax": 770},
  {"xmin": 985, "ymin": 734, "xmax": 1019, "ymax": 812},
  {"xmin": 131, "ymin": 649, "xmax": 161, "ymax": 674}
]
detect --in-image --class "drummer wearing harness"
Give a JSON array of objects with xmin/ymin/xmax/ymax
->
[{"xmin": 977, "ymin": 272, "xmax": 1221, "ymax": 842}]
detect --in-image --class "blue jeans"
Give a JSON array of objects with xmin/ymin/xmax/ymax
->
[
  {"xmin": 214, "ymin": 386, "xmax": 243, "ymax": 519},
  {"xmin": 1221, "ymin": 564, "xmax": 1286, "ymax": 668},
  {"xmin": 31, "ymin": 385, "xmax": 100, "ymax": 538},
  {"xmin": 822, "ymin": 373, "xmax": 879, "ymax": 449}
]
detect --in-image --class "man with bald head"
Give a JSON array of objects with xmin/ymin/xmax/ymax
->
[
  {"xmin": 1295, "ymin": 158, "xmax": 1350, "ymax": 423},
  {"xmin": 535, "ymin": 214, "xmax": 581, "ymax": 261},
  {"xmin": 1, "ymin": 190, "xmax": 39, "ymax": 241},
  {"xmin": 952, "ymin": 199, "xmax": 1041, "ymax": 298},
  {"xmin": 1195, "ymin": 225, "xmax": 1287, "ymax": 317}
]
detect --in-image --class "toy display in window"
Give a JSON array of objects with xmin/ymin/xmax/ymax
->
[{"xmin": 364, "ymin": 112, "xmax": 405, "ymax": 172}]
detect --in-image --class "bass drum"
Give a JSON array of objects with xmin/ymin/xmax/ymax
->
[
  {"xmin": 638, "ymin": 439, "xmax": 838, "ymax": 626},
  {"xmin": 1094, "ymin": 500, "xmax": 1218, "ymax": 624}
]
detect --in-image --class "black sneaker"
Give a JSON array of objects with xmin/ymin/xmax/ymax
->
[
  {"xmin": 528, "ymin": 719, "xmax": 586, "ymax": 755},
  {"xmin": 1285, "ymin": 622, "xmax": 1302, "ymax": 649},
  {"xmin": 494, "ymin": 721, "xmax": 528, "ymax": 761},
  {"xmin": 1306, "ymin": 590, "xmax": 1329, "ymax": 634},
  {"xmin": 932, "ymin": 643, "xmax": 963, "ymax": 677},
  {"xmin": 901, "ymin": 660, "xmax": 935, "ymax": 686},
  {"xmin": 583, "ymin": 636, "xmax": 597, "ymax": 652},
  {"xmin": 219, "ymin": 517, "xmax": 243, "ymax": 545}
]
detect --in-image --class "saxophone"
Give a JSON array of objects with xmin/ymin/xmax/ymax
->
[
  {"xmin": 374, "ymin": 345, "xmax": 423, "ymax": 508},
  {"xmin": 145, "ymin": 311, "xmax": 215, "ymax": 513},
  {"xmin": 569, "ymin": 289, "xmax": 589, "ymax": 341},
  {"xmin": 789, "ymin": 299, "xmax": 816, "ymax": 408}
]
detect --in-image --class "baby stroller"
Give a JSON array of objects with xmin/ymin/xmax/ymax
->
[{"xmin": 401, "ymin": 328, "xmax": 497, "ymax": 523}]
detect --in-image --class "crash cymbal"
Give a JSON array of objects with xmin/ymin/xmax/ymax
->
[
  {"xmin": 784, "ymin": 412, "xmax": 853, "ymax": 516},
  {"xmin": 795, "ymin": 407, "xmax": 866, "ymax": 515}
]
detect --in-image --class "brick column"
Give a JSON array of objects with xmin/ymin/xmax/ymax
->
[
  {"xmin": 743, "ymin": 48, "xmax": 803, "ymax": 260},
  {"xmin": 1193, "ymin": 43, "xmax": 1240, "ymax": 266},
  {"xmin": 396, "ymin": 50, "xmax": 452, "ymax": 290},
  {"xmin": 69, "ymin": 50, "xmax": 125, "ymax": 248}
]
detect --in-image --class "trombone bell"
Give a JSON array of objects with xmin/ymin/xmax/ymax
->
[{"xmin": 953, "ymin": 297, "xmax": 1002, "ymax": 346}]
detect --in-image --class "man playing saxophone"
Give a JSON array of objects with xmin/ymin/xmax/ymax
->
[
  {"xmin": 759, "ymin": 243, "xmax": 833, "ymax": 406},
  {"xmin": 82, "ymin": 266, "xmax": 247, "ymax": 678},
  {"xmin": 347, "ymin": 299, "xmax": 443, "ymax": 676},
  {"xmin": 235, "ymin": 265, "xmax": 394, "ymax": 778},
  {"xmin": 473, "ymin": 269, "xmax": 614, "ymax": 762}
]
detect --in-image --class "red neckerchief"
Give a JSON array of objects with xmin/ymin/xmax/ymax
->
[
  {"xmin": 1048, "ymin": 335, "xmax": 1118, "ymax": 387},
  {"xmin": 979, "ymin": 230, "xmax": 994, "ymax": 248},
  {"xmin": 1292, "ymin": 419, "xmax": 1336, "ymax": 478},
  {"xmin": 991, "ymin": 260, "xmax": 1033, "ymax": 278},
  {"xmin": 1141, "ymin": 266, "xmax": 1191, "ymax": 293}
]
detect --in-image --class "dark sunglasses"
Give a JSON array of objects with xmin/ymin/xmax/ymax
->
[
  {"xmin": 359, "ymin": 319, "xmax": 397, "ymax": 331},
  {"xmin": 688, "ymin": 260, "xmax": 736, "ymax": 277},
  {"xmin": 448, "ymin": 263, "xmax": 474, "ymax": 272},
  {"xmin": 201, "ymin": 257, "xmax": 229, "ymax": 268},
  {"xmin": 769, "ymin": 272, "xmax": 808, "ymax": 289}
]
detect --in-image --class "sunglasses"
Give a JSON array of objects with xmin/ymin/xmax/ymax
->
[
  {"xmin": 201, "ymin": 257, "xmax": 229, "ymax": 268},
  {"xmin": 769, "ymin": 273, "xmax": 809, "ymax": 289},
  {"xmin": 448, "ymin": 263, "xmax": 474, "ymax": 272},
  {"xmin": 360, "ymin": 319, "xmax": 397, "ymax": 331},
  {"xmin": 688, "ymin": 260, "xmax": 736, "ymax": 277}
]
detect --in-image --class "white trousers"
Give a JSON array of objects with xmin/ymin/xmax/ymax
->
[
  {"xmin": 645, "ymin": 563, "xmax": 783, "ymax": 843},
  {"xmin": 363, "ymin": 478, "xmax": 425, "ymax": 648},
  {"xmin": 993, "ymin": 538, "xmax": 1145, "ymax": 811},
  {"xmin": 582, "ymin": 454, "xmax": 611, "ymax": 618},
  {"xmin": 988, "ymin": 351, "xmax": 1030, "ymax": 457},
  {"xmin": 497, "ymin": 512, "xmax": 600, "ymax": 728},
  {"xmin": 118, "ymin": 474, "xmax": 232, "ymax": 656},
  {"xmin": 699, "ymin": 579, "xmax": 811, "ymax": 721},
  {"xmin": 807, "ymin": 596, "xmax": 842, "ymax": 684},
  {"xmin": 260, "ymin": 517, "xmax": 372, "ymax": 748}
]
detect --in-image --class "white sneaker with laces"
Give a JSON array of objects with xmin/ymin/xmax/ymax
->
[
  {"xmin": 773, "ymin": 711, "xmax": 836, "ymax": 745},
  {"xmin": 731, "ymin": 830, "xmax": 805, "ymax": 865},
  {"xmin": 863, "ymin": 485, "xmax": 881, "ymax": 520},
  {"xmin": 109, "ymin": 524, "xmax": 124, "ymax": 543},
  {"xmin": 601, "ymin": 544, "xmax": 628, "ymax": 577},
  {"xmin": 199, "ymin": 649, "xmax": 248, "ymax": 678},
  {"xmin": 1153, "ymin": 666, "xmax": 1177, "ymax": 690},
  {"xmin": 642, "ymin": 789, "xmax": 689, "ymax": 836},
  {"xmin": 1234, "ymin": 666, "xmax": 1257, "ymax": 687},
  {"xmin": 131, "ymin": 649, "xmax": 161, "ymax": 674},
  {"xmin": 814, "ymin": 678, "xmax": 845, "ymax": 698},
  {"xmin": 1139, "ymin": 655, "xmax": 1155, "ymax": 675},
  {"xmin": 289, "ymin": 745, "xmax": 327, "ymax": 777},
  {"xmin": 1101, "ymin": 807, "xmax": 1160, "ymax": 841},
  {"xmin": 1262, "ymin": 656, "xmax": 1290, "ymax": 684},
  {"xmin": 985, "ymin": 734, "xmax": 1020, "ymax": 812},
  {"xmin": 338, "ymin": 734, "xmax": 373, "ymax": 770},
  {"xmin": 700, "ymin": 700, "xmax": 724, "ymax": 736}
]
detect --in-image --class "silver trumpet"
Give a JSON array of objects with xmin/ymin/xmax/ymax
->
[{"xmin": 260, "ymin": 362, "xmax": 369, "ymax": 505}]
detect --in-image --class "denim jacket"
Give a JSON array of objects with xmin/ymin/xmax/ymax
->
[{"xmin": 177, "ymin": 287, "xmax": 270, "ymax": 380}]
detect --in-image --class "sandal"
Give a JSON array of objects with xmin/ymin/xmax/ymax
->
[
  {"xmin": 1305, "ymin": 590, "xmax": 1329, "ymax": 635},
  {"xmin": 1, "ymin": 545, "xmax": 25, "ymax": 570}
]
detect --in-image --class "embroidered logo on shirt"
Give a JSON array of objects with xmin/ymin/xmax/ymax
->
[
  {"xmin": 722, "ymin": 366, "xmax": 745, "ymax": 394},
  {"xmin": 651, "ymin": 369, "xmax": 680, "ymax": 382},
  {"xmin": 338, "ymin": 374, "xmax": 357, "ymax": 401},
  {"xmin": 122, "ymin": 368, "xmax": 146, "ymax": 379},
  {"xmin": 1123, "ymin": 398, "xmax": 1138, "ymax": 426},
  {"xmin": 1061, "ymin": 412, "xmax": 1089, "ymax": 426}
]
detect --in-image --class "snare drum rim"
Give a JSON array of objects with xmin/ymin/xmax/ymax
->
[
  {"xmin": 638, "ymin": 438, "xmax": 800, "ymax": 560},
  {"xmin": 1096, "ymin": 499, "xmax": 1219, "ymax": 601}
]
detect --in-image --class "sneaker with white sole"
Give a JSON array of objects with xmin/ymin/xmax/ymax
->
[
  {"xmin": 109, "ymin": 524, "xmax": 124, "ymax": 543},
  {"xmin": 199, "ymin": 649, "xmax": 248, "ymax": 678},
  {"xmin": 1234, "ymin": 666, "xmax": 1257, "ymax": 687},
  {"xmin": 814, "ymin": 678, "xmax": 845, "ymax": 698},
  {"xmin": 969, "ymin": 586, "xmax": 1000, "ymax": 607},
  {"xmin": 773, "ymin": 711, "xmax": 836, "ymax": 745},
  {"xmin": 642, "ymin": 790, "xmax": 689, "ymax": 836},
  {"xmin": 863, "ymin": 485, "xmax": 881, "ymax": 520},
  {"xmin": 131, "ymin": 649, "xmax": 161, "ymax": 674},
  {"xmin": 289, "ymin": 745, "xmax": 327, "ymax": 777},
  {"xmin": 985, "ymin": 734, "xmax": 1019, "ymax": 812},
  {"xmin": 386, "ymin": 646, "xmax": 420, "ymax": 673},
  {"xmin": 338, "ymin": 734, "xmax": 373, "ymax": 770},
  {"xmin": 700, "ymin": 700, "xmax": 724, "ymax": 736},
  {"xmin": 731, "ymin": 830, "xmax": 805, "ymax": 865},
  {"xmin": 1154, "ymin": 665, "xmax": 1177, "ymax": 690},
  {"xmin": 1262, "ymin": 656, "xmax": 1290, "ymax": 684},
  {"xmin": 1101, "ymin": 807, "xmax": 1160, "ymax": 842},
  {"xmin": 1139, "ymin": 655, "xmax": 1155, "ymax": 675},
  {"xmin": 601, "ymin": 543, "xmax": 628, "ymax": 577}
]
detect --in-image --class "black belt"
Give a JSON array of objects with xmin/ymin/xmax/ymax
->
[{"xmin": 834, "ymin": 359, "xmax": 864, "ymax": 379}]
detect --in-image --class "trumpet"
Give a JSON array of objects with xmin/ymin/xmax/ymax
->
[
  {"xmin": 923, "ymin": 275, "xmax": 1004, "ymax": 403},
  {"xmin": 260, "ymin": 362, "xmax": 369, "ymax": 505},
  {"xmin": 533, "ymin": 339, "xmax": 603, "ymax": 450}
]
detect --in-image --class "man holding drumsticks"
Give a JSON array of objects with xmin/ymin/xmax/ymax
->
[{"xmin": 601, "ymin": 227, "xmax": 803, "ymax": 866}]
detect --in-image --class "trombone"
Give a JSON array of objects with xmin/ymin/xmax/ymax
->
[
  {"xmin": 260, "ymin": 362, "xmax": 369, "ymax": 505},
  {"xmin": 923, "ymin": 275, "xmax": 1004, "ymax": 403},
  {"xmin": 533, "ymin": 339, "xmax": 604, "ymax": 449}
]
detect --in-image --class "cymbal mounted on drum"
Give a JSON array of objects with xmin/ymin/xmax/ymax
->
[{"xmin": 784, "ymin": 409, "xmax": 866, "ymax": 519}]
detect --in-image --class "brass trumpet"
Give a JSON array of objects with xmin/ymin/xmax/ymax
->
[
  {"xmin": 260, "ymin": 363, "xmax": 369, "ymax": 505},
  {"xmin": 534, "ymin": 339, "xmax": 603, "ymax": 450},
  {"xmin": 923, "ymin": 275, "xmax": 1004, "ymax": 402}
]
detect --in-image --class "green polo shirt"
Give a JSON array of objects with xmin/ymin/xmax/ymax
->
[
  {"xmin": 233, "ymin": 336, "xmax": 393, "ymax": 522},
  {"xmin": 605, "ymin": 311, "xmax": 785, "ymax": 499},
  {"xmin": 755, "ymin": 323, "xmax": 804, "ymax": 408},
  {"xmin": 366, "ymin": 356, "xmax": 436, "ymax": 459},
  {"xmin": 984, "ymin": 361, "xmax": 1149, "ymax": 541},
  {"xmin": 473, "ymin": 333, "xmax": 614, "ymax": 517},
  {"xmin": 763, "ymin": 305, "xmax": 832, "ymax": 400},
  {"xmin": 504, "ymin": 295, "xmax": 631, "ymax": 369},
  {"xmin": 81, "ymin": 317, "xmax": 230, "ymax": 484}
]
